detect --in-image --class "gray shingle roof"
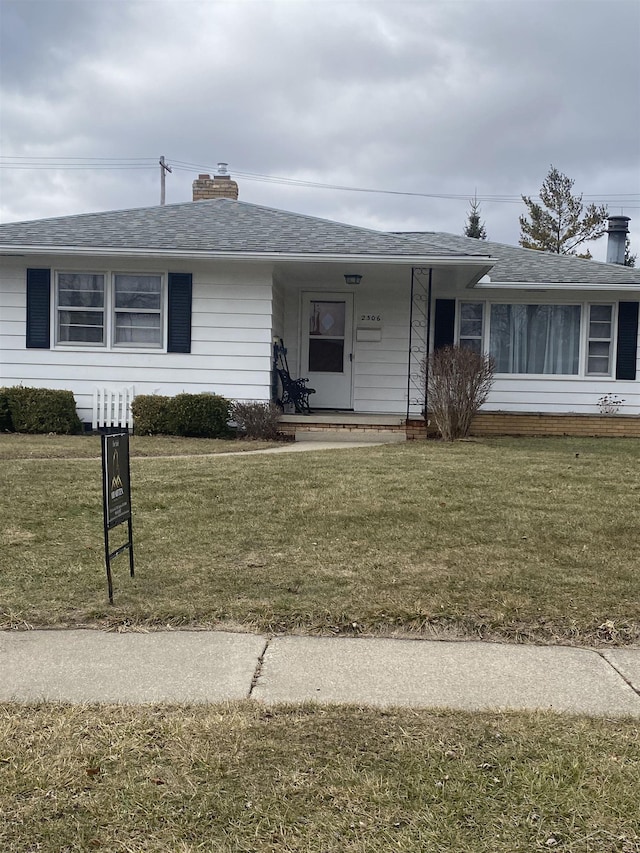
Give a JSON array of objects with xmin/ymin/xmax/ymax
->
[
  {"xmin": 1, "ymin": 198, "xmax": 637, "ymax": 285},
  {"xmin": 0, "ymin": 199, "xmax": 469, "ymax": 258},
  {"xmin": 396, "ymin": 232, "xmax": 640, "ymax": 285}
]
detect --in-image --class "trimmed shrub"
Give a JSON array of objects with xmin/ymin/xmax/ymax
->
[
  {"xmin": 423, "ymin": 346, "xmax": 494, "ymax": 441},
  {"xmin": 0, "ymin": 389, "xmax": 13, "ymax": 432},
  {"xmin": 132, "ymin": 393, "xmax": 232, "ymax": 438},
  {"xmin": 232, "ymin": 401, "xmax": 282, "ymax": 440},
  {"xmin": 131, "ymin": 395, "xmax": 173, "ymax": 435},
  {"xmin": 4, "ymin": 387, "xmax": 82, "ymax": 434},
  {"xmin": 169, "ymin": 393, "xmax": 232, "ymax": 438}
]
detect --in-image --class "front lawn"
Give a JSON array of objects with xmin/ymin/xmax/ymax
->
[
  {"xmin": 1, "ymin": 435, "xmax": 639, "ymax": 644},
  {"xmin": 0, "ymin": 432, "xmax": 278, "ymax": 460},
  {"xmin": 1, "ymin": 703, "xmax": 638, "ymax": 852}
]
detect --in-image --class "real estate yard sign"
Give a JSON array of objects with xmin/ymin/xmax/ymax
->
[{"xmin": 101, "ymin": 432, "xmax": 135, "ymax": 603}]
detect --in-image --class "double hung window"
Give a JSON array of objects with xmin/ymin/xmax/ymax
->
[
  {"xmin": 114, "ymin": 274, "xmax": 162, "ymax": 345},
  {"xmin": 586, "ymin": 305, "xmax": 613, "ymax": 375},
  {"xmin": 56, "ymin": 272, "xmax": 163, "ymax": 348},
  {"xmin": 458, "ymin": 303, "xmax": 484, "ymax": 353},
  {"xmin": 57, "ymin": 273, "xmax": 105, "ymax": 344}
]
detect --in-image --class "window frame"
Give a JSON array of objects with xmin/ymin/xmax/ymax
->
[
  {"xmin": 585, "ymin": 303, "xmax": 615, "ymax": 377},
  {"xmin": 55, "ymin": 271, "xmax": 107, "ymax": 347},
  {"xmin": 111, "ymin": 272, "xmax": 164, "ymax": 349},
  {"xmin": 457, "ymin": 301, "xmax": 485, "ymax": 354},
  {"xmin": 454, "ymin": 298, "xmax": 618, "ymax": 379},
  {"xmin": 54, "ymin": 270, "xmax": 166, "ymax": 351}
]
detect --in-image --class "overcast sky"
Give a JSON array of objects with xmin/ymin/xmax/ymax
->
[{"xmin": 1, "ymin": 0, "xmax": 639, "ymax": 260}]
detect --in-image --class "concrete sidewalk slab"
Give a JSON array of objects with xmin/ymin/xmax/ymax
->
[
  {"xmin": 254, "ymin": 637, "xmax": 640, "ymax": 717},
  {"xmin": 0, "ymin": 630, "xmax": 263, "ymax": 703},
  {"xmin": 602, "ymin": 649, "xmax": 640, "ymax": 695}
]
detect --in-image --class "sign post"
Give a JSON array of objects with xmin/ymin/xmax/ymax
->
[{"xmin": 101, "ymin": 432, "xmax": 134, "ymax": 604}]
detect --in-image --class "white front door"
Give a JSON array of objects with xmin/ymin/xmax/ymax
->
[{"xmin": 301, "ymin": 293, "xmax": 354, "ymax": 409}]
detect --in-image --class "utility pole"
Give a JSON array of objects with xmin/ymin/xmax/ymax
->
[{"xmin": 159, "ymin": 156, "xmax": 172, "ymax": 205}]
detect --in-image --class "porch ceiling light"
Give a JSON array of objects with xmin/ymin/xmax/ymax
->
[{"xmin": 344, "ymin": 273, "xmax": 363, "ymax": 286}]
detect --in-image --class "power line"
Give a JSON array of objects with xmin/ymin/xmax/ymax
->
[
  {"xmin": 1, "ymin": 155, "xmax": 639, "ymax": 207},
  {"xmin": 169, "ymin": 159, "xmax": 640, "ymax": 206}
]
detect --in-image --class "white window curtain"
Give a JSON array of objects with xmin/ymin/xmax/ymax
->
[{"xmin": 490, "ymin": 304, "xmax": 581, "ymax": 375}]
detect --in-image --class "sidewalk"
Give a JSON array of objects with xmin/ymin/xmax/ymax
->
[{"xmin": 1, "ymin": 630, "xmax": 639, "ymax": 716}]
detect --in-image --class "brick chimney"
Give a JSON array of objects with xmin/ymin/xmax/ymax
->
[
  {"xmin": 192, "ymin": 163, "xmax": 239, "ymax": 201},
  {"xmin": 606, "ymin": 215, "xmax": 630, "ymax": 265}
]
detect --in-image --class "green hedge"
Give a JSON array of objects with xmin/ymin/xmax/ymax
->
[
  {"xmin": 0, "ymin": 390, "xmax": 12, "ymax": 431},
  {"xmin": 0, "ymin": 387, "xmax": 82, "ymax": 434},
  {"xmin": 132, "ymin": 393, "xmax": 232, "ymax": 438},
  {"xmin": 130, "ymin": 395, "xmax": 173, "ymax": 436}
]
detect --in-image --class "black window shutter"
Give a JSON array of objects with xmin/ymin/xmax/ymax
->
[
  {"xmin": 433, "ymin": 299, "xmax": 456, "ymax": 350},
  {"xmin": 26, "ymin": 268, "xmax": 51, "ymax": 348},
  {"xmin": 616, "ymin": 301, "xmax": 639, "ymax": 380},
  {"xmin": 167, "ymin": 273, "xmax": 192, "ymax": 353}
]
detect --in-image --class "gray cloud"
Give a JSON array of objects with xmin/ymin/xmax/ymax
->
[{"xmin": 1, "ymin": 0, "xmax": 638, "ymax": 258}]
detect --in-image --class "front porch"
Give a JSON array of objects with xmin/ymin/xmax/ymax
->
[{"xmin": 278, "ymin": 411, "xmax": 409, "ymax": 442}]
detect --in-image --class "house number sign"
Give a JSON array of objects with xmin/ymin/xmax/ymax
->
[{"xmin": 360, "ymin": 314, "xmax": 382, "ymax": 322}]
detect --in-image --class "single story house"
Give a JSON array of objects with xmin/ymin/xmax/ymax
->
[{"xmin": 1, "ymin": 171, "xmax": 639, "ymax": 438}]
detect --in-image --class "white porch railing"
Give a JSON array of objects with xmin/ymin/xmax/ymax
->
[{"xmin": 92, "ymin": 386, "xmax": 135, "ymax": 431}]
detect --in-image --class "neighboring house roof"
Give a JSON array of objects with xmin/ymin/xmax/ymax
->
[
  {"xmin": 396, "ymin": 231, "xmax": 640, "ymax": 286},
  {"xmin": 0, "ymin": 198, "xmax": 478, "ymax": 259}
]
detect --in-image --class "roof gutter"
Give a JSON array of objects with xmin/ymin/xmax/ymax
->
[
  {"xmin": 475, "ymin": 280, "xmax": 640, "ymax": 291},
  {"xmin": 0, "ymin": 245, "xmax": 497, "ymax": 267}
]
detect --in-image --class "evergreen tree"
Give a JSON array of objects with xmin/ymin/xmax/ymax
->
[
  {"xmin": 519, "ymin": 165, "xmax": 608, "ymax": 257},
  {"xmin": 464, "ymin": 195, "xmax": 487, "ymax": 239},
  {"xmin": 624, "ymin": 236, "xmax": 636, "ymax": 268}
]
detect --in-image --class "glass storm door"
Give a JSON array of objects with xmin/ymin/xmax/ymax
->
[{"xmin": 302, "ymin": 293, "xmax": 354, "ymax": 409}]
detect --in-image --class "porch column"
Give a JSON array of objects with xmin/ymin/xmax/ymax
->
[{"xmin": 406, "ymin": 267, "xmax": 432, "ymax": 421}]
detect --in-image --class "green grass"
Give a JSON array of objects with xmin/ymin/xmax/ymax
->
[
  {"xmin": 1, "ymin": 703, "xmax": 638, "ymax": 852},
  {"xmin": 1, "ymin": 435, "xmax": 639, "ymax": 644},
  {"xmin": 0, "ymin": 433, "xmax": 278, "ymax": 459}
]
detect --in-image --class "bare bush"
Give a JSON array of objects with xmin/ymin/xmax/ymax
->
[
  {"xmin": 232, "ymin": 401, "xmax": 282, "ymax": 440},
  {"xmin": 423, "ymin": 346, "xmax": 494, "ymax": 441}
]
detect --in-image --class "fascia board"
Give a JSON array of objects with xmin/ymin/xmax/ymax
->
[
  {"xmin": 0, "ymin": 245, "xmax": 497, "ymax": 267},
  {"xmin": 474, "ymin": 281, "xmax": 640, "ymax": 291}
]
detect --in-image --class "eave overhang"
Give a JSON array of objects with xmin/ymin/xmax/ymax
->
[
  {"xmin": 474, "ymin": 280, "xmax": 640, "ymax": 292},
  {"xmin": 0, "ymin": 245, "xmax": 497, "ymax": 268}
]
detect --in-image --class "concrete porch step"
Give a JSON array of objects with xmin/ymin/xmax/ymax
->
[{"xmin": 295, "ymin": 428, "xmax": 406, "ymax": 443}]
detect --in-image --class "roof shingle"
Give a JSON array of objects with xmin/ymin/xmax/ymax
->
[
  {"xmin": 396, "ymin": 231, "xmax": 640, "ymax": 285},
  {"xmin": 0, "ymin": 199, "xmax": 467, "ymax": 258},
  {"xmin": 1, "ymin": 199, "xmax": 638, "ymax": 286}
]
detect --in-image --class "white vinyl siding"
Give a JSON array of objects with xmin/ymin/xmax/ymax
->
[
  {"xmin": 2, "ymin": 253, "xmax": 640, "ymax": 422},
  {"xmin": 1, "ymin": 257, "xmax": 274, "ymax": 423}
]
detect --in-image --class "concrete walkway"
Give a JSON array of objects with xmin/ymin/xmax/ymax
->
[{"xmin": 1, "ymin": 630, "xmax": 639, "ymax": 717}]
